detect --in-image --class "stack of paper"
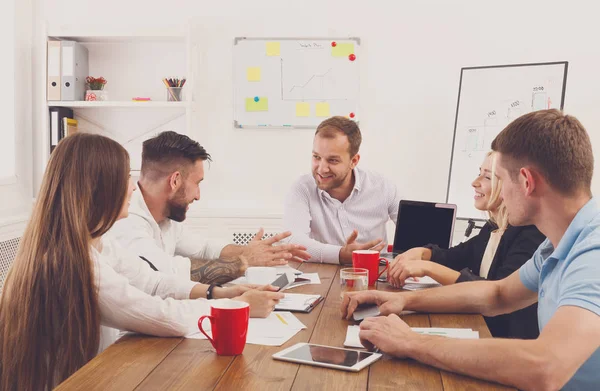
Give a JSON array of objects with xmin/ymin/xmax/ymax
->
[
  {"xmin": 402, "ymin": 276, "xmax": 442, "ymax": 291},
  {"xmin": 344, "ymin": 325, "xmax": 479, "ymax": 348},
  {"xmin": 188, "ymin": 311, "xmax": 307, "ymax": 346}
]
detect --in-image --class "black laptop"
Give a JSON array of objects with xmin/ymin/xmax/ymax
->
[{"xmin": 382, "ymin": 200, "xmax": 457, "ymax": 260}]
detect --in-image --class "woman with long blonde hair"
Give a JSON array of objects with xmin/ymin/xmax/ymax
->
[
  {"xmin": 0, "ymin": 133, "xmax": 281, "ymax": 390},
  {"xmin": 387, "ymin": 151, "xmax": 545, "ymax": 339}
]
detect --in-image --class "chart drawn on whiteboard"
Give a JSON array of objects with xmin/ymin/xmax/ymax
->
[
  {"xmin": 283, "ymin": 66, "xmax": 345, "ymax": 101},
  {"xmin": 234, "ymin": 37, "xmax": 360, "ymax": 128},
  {"xmin": 446, "ymin": 62, "xmax": 568, "ymax": 220}
]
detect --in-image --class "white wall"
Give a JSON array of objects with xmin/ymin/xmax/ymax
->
[
  {"xmin": 35, "ymin": 0, "xmax": 600, "ymax": 234},
  {"xmin": 0, "ymin": 0, "xmax": 33, "ymax": 227}
]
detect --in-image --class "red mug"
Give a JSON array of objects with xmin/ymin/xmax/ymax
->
[
  {"xmin": 198, "ymin": 300, "xmax": 250, "ymax": 355},
  {"xmin": 352, "ymin": 250, "xmax": 388, "ymax": 286}
]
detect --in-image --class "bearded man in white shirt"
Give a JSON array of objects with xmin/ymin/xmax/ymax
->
[
  {"xmin": 283, "ymin": 116, "xmax": 402, "ymax": 264},
  {"xmin": 110, "ymin": 131, "xmax": 310, "ymax": 283}
]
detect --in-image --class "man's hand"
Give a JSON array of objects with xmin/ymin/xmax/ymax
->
[
  {"xmin": 387, "ymin": 260, "xmax": 430, "ymax": 287},
  {"xmin": 390, "ymin": 248, "xmax": 428, "ymax": 266},
  {"xmin": 340, "ymin": 290, "xmax": 405, "ymax": 320},
  {"xmin": 339, "ymin": 230, "xmax": 385, "ymax": 264},
  {"xmin": 213, "ymin": 284, "xmax": 262, "ymax": 299},
  {"xmin": 241, "ymin": 228, "xmax": 311, "ymax": 267},
  {"xmin": 359, "ymin": 314, "xmax": 416, "ymax": 357},
  {"xmin": 233, "ymin": 285, "xmax": 285, "ymax": 318}
]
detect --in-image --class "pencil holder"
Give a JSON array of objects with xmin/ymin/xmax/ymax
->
[{"xmin": 167, "ymin": 87, "xmax": 183, "ymax": 102}]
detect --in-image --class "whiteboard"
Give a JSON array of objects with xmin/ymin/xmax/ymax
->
[
  {"xmin": 233, "ymin": 37, "xmax": 360, "ymax": 128},
  {"xmin": 446, "ymin": 62, "xmax": 568, "ymax": 220}
]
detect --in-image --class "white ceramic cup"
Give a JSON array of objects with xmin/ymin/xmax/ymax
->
[{"xmin": 245, "ymin": 267, "xmax": 278, "ymax": 285}]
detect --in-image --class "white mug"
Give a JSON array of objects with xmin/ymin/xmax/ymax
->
[{"xmin": 245, "ymin": 267, "xmax": 278, "ymax": 285}]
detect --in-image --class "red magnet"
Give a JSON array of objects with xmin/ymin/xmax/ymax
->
[
  {"xmin": 349, "ymin": 112, "xmax": 355, "ymax": 118},
  {"xmin": 349, "ymin": 53, "xmax": 356, "ymax": 61},
  {"xmin": 331, "ymin": 41, "xmax": 337, "ymax": 47}
]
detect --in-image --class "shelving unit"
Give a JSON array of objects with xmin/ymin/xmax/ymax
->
[
  {"xmin": 38, "ymin": 23, "xmax": 196, "ymax": 174},
  {"xmin": 47, "ymin": 101, "xmax": 191, "ymax": 109}
]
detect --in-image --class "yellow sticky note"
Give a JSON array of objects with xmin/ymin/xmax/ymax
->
[
  {"xmin": 315, "ymin": 102, "xmax": 330, "ymax": 117},
  {"xmin": 331, "ymin": 43, "xmax": 355, "ymax": 57},
  {"xmin": 296, "ymin": 102, "xmax": 310, "ymax": 117},
  {"xmin": 247, "ymin": 67, "xmax": 261, "ymax": 82},
  {"xmin": 245, "ymin": 97, "xmax": 269, "ymax": 112},
  {"xmin": 266, "ymin": 42, "xmax": 280, "ymax": 56}
]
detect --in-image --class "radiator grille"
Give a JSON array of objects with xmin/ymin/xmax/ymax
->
[
  {"xmin": 232, "ymin": 232, "xmax": 275, "ymax": 245},
  {"xmin": 0, "ymin": 237, "xmax": 20, "ymax": 293}
]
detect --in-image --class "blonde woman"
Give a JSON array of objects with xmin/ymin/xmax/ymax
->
[
  {"xmin": 387, "ymin": 152, "xmax": 544, "ymax": 339},
  {"xmin": 0, "ymin": 133, "xmax": 282, "ymax": 391}
]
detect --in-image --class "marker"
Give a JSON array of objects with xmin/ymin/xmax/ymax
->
[{"xmin": 276, "ymin": 313, "xmax": 288, "ymax": 325}]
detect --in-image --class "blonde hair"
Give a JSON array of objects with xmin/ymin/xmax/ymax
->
[{"xmin": 486, "ymin": 151, "xmax": 508, "ymax": 230}]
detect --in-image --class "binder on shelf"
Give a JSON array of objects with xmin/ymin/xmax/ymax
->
[
  {"xmin": 61, "ymin": 41, "xmax": 89, "ymax": 101},
  {"xmin": 49, "ymin": 107, "xmax": 74, "ymax": 153},
  {"xmin": 63, "ymin": 118, "xmax": 78, "ymax": 137},
  {"xmin": 47, "ymin": 41, "xmax": 61, "ymax": 100}
]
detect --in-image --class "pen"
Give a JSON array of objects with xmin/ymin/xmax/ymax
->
[{"xmin": 308, "ymin": 296, "xmax": 324, "ymax": 309}]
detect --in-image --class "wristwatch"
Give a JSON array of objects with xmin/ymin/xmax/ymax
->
[{"xmin": 206, "ymin": 283, "xmax": 222, "ymax": 300}]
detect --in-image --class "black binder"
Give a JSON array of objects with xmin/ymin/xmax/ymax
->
[{"xmin": 49, "ymin": 107, "xmax": 74, "ymax": 153}]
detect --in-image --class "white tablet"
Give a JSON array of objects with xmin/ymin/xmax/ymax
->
[{"xmin": 272, "ymin": 342, "xmax": 381, "ymax": 372}]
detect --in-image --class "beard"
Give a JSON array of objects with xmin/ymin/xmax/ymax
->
[
  {"xmin": 313, "ymin": 169, "xmax": 351, "ymax": 192},
  {"xmin": 167, "ymin": 187, "xmax": 189, "ymax": 222}
]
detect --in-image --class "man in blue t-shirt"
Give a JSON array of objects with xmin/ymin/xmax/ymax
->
[{"xmin": 341, "ymin": 109, "xmax": 600, "ymax": 390}]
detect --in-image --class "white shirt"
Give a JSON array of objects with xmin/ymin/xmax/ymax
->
[
  {"xmin": 109, "ymin": 189, "xmax": 229, "ymax": 279},
  {"xmin": 479, "ymin": 229, "xmax": 504, "ymax": 278},
  {"xmin": 94, "ymin": 236, "xmax": 211, "ymax": 352},
  {"xmin": 283, "ymin": 167, "xmax": 401, "ymax": 264}
]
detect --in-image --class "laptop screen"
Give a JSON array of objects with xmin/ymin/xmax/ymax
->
[{"xmin": 392, "ymin": 201, "xmax": 456, "ymax": 254}]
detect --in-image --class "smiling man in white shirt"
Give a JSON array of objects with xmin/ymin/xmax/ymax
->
[
  {"xmin": 283, "ymin": 116, "xmax": 401, "ymax": 264},
  {"xmin": 110, "ymin": 131, "xmax": 310, "ymax": 283}
]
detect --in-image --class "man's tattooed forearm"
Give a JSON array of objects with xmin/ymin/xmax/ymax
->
[{"xmin": 190, "ymin": 258, "xmax": 245, "ymax": 285}]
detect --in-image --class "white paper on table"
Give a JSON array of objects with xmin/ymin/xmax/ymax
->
[
  {"xmin": 274, "ymin": 264, "xmax": 302, "ymax": 275},
  {"xmin": 344, "ymin": 325, "xmax": 479, "ymax": 348},
  {"xmin": 411, "ymin": 327, "xmax": 479, "ymax": 339},
  {"xmin": 281, "ymin": 273, "xmax": 321, "ymax": 291},
  {"xmin": 186, "ymin": 311, "xmax": 307, "ymax": 346},
  {"xmin": 344, "ymin": 325, "xmax": 364, "ymax": 348},
  {"xmin": 403, "ymin": 276, "xmax": 442, "ymax": 290},
  {"xmin": 275, "ymin": 293, "xmax": 322, "ymax": 311},
  {"xmin": 225, "ymin": 265, "xmax": 304, "ymax": 286}
]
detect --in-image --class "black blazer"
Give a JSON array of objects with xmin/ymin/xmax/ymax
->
[{"xmin": 426, "ymin": 222, "xmax": 545, "ymax": 339}]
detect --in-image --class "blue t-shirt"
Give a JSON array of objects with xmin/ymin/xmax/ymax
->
[{"xmin": 520, "ymin": 197, "xmax": 600, "ymax": 390}]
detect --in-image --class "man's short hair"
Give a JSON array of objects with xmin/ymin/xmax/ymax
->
[
  {"xmin": 315, "ymin": 116, "xmax": 362, "ymax": 157},
  {"xmin": 491, "ymin": 109, "xmax": 593, "ymax": 195},
  {"xmin": 141, "ymin": 131, "xmax": 211, "ymax": 179}
]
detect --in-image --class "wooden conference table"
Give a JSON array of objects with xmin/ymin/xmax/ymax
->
[{"xmin": 57, "ymin": 262, "xmax": 515, "ymax": 390}]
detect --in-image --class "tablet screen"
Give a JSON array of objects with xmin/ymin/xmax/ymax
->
[{"xmin": 280, "ymin": 344, "xmax": 376, "ymax": 367}]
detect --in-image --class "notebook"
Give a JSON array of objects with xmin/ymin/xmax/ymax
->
[{"xmin": 275, "ymin": 293, "xmax": 324, "ymax": 313}]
